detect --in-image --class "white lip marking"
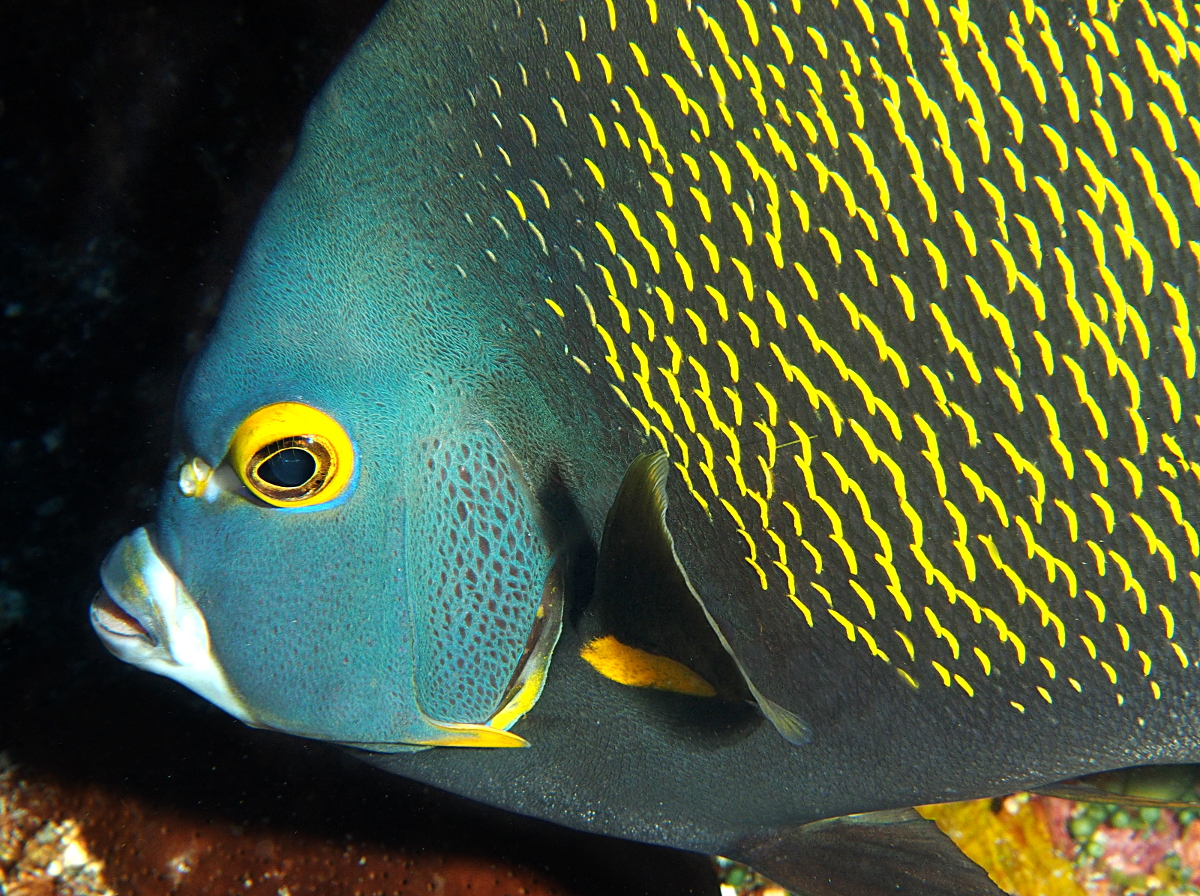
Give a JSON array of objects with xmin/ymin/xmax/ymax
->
[{"xmin": 93, "ymin": 527, "xmax": 255, "ymax": 724}]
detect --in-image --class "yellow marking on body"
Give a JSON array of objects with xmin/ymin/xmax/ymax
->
[
  {"xmin": 913, "ymin": 176, "xmax": 938, "ymax": 221},
  {"xmin": 1098, "ymin": 660, "xmax": 1118, "ymax": 684},
  {"xmin": 1059, "ymin": 75, "xmax": 1080, "ymax": 122},
  {"xmin": 565, "ymin": 50, "xmax": 582, "ymax": 82},
  {"xmin": 890, "ymin": 275, "xmax": 915, "ymax": 321},
  {"xmin": 528, "ymin": 180, "xmax": 551, "ymax": 211},
  {"xmin": 785, "ymin": 591, "xmax": 813, "ymax": 627},
  {"xmin": 1014, "ymin": 214, "xmax": 1042, "ymax": 270},
  {"xmin": 594, "ymin": 324, "xmax": 624, "ymax": 381},
  {"xmin": 1148, "ymin": 101, "xmax": 1177, "ymax": 152},
  {"xmin": 1092, "ymin": 19, "xmax": 1118, "ymax": 57},
  {"xmin": 1027, "ymin": 331, "xmax": 1056, "ymax": 374},
  {"xmin": 649, "ymin": 172, "xmax": 673, "ymax": 209},
  {"xmin": 655, "ymin": 211, "xmax": 678, "ymax": 249},
  {"xmin": 989, "ymin": 240, "xmax": 1019, "ymax": 295},
  {"xmin": 999, "ymin": 95, "xmax": 1025, "ymax": 143},
  {"xmin": 627, "ymin": 42, "xmax": 650, "ymax": 78},
  {"xmin": 505, "ymin": 190, "xmax": 527, "ymax": 221},
  {"xmin": 789, "ymin": 191, "xmax": 811, "ymax": 234},
  {"xmin": 1158, "ymin": 603, "xmax": 1177, "ymax": 640},
  {"xmin": 920, "ymin": 366, "xmax": 950, "ymax": 418},
  {"xmin": 1032, "ymin": 176, "xmax": 1063, "ymax": 226},
  {"xmin": 923, "ymin": 239, "xmax": 948, "ymax": 289},
  {"xmin": 764, "ymin": 290, "xmax": 787, "ymax": 331},
  {"xmin": 914, "ymin": 414, "xmax": 948, "ymax": 497},
  {"xmin": 708, "ymin": 150, "xmax": 733, "ymax": 195},
  {"xmin": 848, "ymin": 580, "xmax": 877, "ymax": 620},
  {"xmin": 810, "ymin": 579, "xmax": 831, "ymax": 607},
  {"xmin": 585, "ymin": 159, "xmax": 607, "ymax": 190},
  {"xmin": 1137, "ymin": 650, "xmax": 1153, "ymax": 677},
  {"xmin": 688, "ymin": 187, "xmax": 714, "ymax": 224},
  {"xmin": 730, "ymin": 202, "xmax": 754, "ymax": 246},
  {"xmin": 587, "ymin": 113, "xmax": 609, "ymax": 150},
  {"xmin": 930, "ymin": 306, "xmax": 981, "ymax": 384},
  {"xmin": 993, "ymin": 368, "xmax": 1023, "ymax": 412},
  {"xmin": 736, "ymin": 312, "xmax": 761, "ymax": 350},
  {"xmin": 952, "ymin": 211, "xmax": 977, "ymax": 257},
  {"xmin": 931, "ymin": 661, "xmax": 951, "ymax": 687},
  {"xmin": 649, "ymin": 289, "xmax": 674, "ymax": 329},
  {"xmin": 1130, "ymin": 512, "xmax": 1178, "ymax": 582},
  {"xmin": 601, "ymin": 0, "xmax": 616, "ymax": 30},
  {"xmin": 828, "ymin": 609, "xmax": 857, "ymax": 642},
  {"xmin": 638, "ymin": 308, "xmax": 656, "ymax": 343},
  {"xmin": 1008, "ymin": 628, "xmax": 1027, "ymax": 666}
]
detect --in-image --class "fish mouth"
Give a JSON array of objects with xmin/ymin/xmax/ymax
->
[
  {"xmin": 91, "ymin": 527, "xmax": 255, "ymax": 724},
  {"xmin": 91, "ymin": 588, "xmax": 156, "ymax": 644}
]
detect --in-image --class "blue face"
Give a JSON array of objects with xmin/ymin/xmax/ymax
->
[{"xmin": 91, "ymin": 88, "xmax": 564, "ymax": 750}]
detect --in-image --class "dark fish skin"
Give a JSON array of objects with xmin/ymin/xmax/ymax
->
[
  {"xmin": 366, "ymin": 0, "xmax": 1200, "ymax": 836},
  {"xmin": 95, "ymin": 0, "xmax": 1200, "ymax": 889}
]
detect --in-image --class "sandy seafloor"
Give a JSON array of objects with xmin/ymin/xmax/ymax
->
[{"xmin": 0, "ymin": 2, "xmax": 722, "ymax": 892}]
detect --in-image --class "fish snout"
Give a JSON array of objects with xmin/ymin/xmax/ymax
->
[
  {"xmin": 94, "ymin": 527, "xmax": 169, "ymax": 652},
  {"xmin": 92, "ymin": 527, "xmax": 254, "ymax": 723}
]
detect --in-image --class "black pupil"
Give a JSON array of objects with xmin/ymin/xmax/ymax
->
[{"xmin": 259, "ymin": 448, "xmax": 317, "ymax": 488}]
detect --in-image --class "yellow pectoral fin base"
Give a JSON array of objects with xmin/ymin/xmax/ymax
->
[
  {"xmin": 415, "ymin": 719, "xmax": 531, "ymax": 748},
  {"xmin": 581, "ymin": 634, "xmax": 718, "ymax": 697}
]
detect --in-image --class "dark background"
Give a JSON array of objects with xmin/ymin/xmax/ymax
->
[{"xmin": 0, "ymin": 2, "xmax": 717, "ymax": 892}]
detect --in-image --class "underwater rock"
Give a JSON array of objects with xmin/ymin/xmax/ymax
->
[
  {"xmin": 0, "ymin": 755, "xmax": 571, "ymax": 896},
  {"xmin": 0, "ymin": 758, "xmax": 113, "ymax": 896}
]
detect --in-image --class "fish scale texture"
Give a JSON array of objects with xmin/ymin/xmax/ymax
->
[
  {"xmin": 408, "ymin": 429, "xmax": 550, "ymax": 724},
  {"xmin": 430, "ymin": 0, "xmax": 1200, "ymax": 728}
]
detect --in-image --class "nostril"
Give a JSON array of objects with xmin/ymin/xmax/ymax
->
[{"xmin": 91, "ymin": 590, "xmax": 157, "ymax": 646}]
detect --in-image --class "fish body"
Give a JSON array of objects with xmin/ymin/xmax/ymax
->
[{"xmin": 94, "ymin": 0, "xmax": 1200, "ymax": 889}]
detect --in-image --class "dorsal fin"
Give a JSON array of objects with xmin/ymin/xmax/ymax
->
[{"xmin": 588, "ymin": 451, "xmax": 811, "ymax": 744}]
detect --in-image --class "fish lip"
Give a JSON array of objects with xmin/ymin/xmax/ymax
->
[
  {"xmin": 91, "ymin": 526, "xmax": 256, "ymax": 725},
  {"xmin": 90, "ymin": 587, "xmax": 157, "ymax": 646},
  {"xmin": 94, "ymin": 527, "xmax": 170, "ymax": 652}
]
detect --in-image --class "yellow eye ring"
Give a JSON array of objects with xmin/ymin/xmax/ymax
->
[{"xmin": 227, "ymin": 402, "xmax": 355, "ymax": 508}]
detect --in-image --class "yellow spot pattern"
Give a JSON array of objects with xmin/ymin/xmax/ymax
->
[{"xmin": 456, "ymin": 0, "xmax": 1200, "ymax": 717}]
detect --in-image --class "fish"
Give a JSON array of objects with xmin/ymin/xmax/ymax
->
[{"xmin": 90, "ymin": 0, "xmax": 1200, "ymax": 891}]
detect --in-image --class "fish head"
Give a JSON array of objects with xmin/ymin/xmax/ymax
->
[{"xmin": 91, "ymin": 183, "xmax": 563, "ymax": 753}]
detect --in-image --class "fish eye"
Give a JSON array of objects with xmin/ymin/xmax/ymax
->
[
  {"xmin": 257, "ymin": 446, "xmax": 319, "ymax": 488},
  {"xmin": 227, "ymin": 402, "xmax": 355, "ymax": 508}
]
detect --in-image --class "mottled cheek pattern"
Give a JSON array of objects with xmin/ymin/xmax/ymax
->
[{"xmin": 407, "ymin": 425, "xmax": 552, "ymax": 725}]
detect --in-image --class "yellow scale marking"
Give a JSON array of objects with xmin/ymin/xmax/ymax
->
[{"xmin": 488, "ymin": 0, "xmax": 1200, "ymax": 711}]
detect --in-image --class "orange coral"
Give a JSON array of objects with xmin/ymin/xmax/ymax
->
[{"xmin": 919, "ymin": 796, "xmax": 1086, "ymax": 896}]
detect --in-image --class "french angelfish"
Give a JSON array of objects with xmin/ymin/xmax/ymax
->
[{"xmin": 93, "ymin": 0, "xmax": 1200, "ymax": 890}]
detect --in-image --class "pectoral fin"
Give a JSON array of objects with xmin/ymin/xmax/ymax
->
[
  {"xmin": 728, "ymin": 808, "xmax": 1005, "ymax": 896},
  {"xmin": 589, "ymin": 451, "xmax": 811, "ymax": 744}
]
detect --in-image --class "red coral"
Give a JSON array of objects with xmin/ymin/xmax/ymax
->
[
  {"xmin": 1095, "ymin": 822, "xmax": 1178, "ymax": 877},
  {"xmin": 1036, "ymin": 796, "xmax": 1079, "ymax": 858},
  {"xmin": 1177, "ymin": 819, "xmax": 1200, "ymax": 884}
]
